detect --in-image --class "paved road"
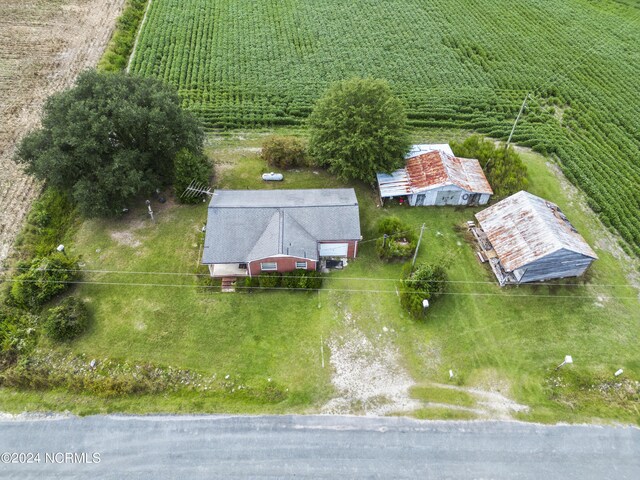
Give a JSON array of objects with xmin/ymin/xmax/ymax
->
[{"xmin": 0, "ymin": 414, "xmax": 638, "ymax": 479}]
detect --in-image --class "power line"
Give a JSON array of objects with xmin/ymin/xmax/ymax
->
[
  {"xmin": 1, "ymin": 278, "xmax": 637, "ymax": 300},
  {"xmin": 0, "ymin": 266, "xmax": 636, "ymax": 288}
]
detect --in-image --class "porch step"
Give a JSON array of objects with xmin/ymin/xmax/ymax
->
[{"xmin": 221, "ymin": 277, "xmax": 236, "ymax": 293}]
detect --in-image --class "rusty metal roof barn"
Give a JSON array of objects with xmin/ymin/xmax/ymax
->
[
  {"xmin": 406, "ymin": 151, "xmax": 493, "ymax": 195},
  {"xmin": 376, "ymin": 146, "xmax": 492, "ymax": 200},
  {"xmin": 474, "ymin": 191, "xmax": 597, "ymax": 281}
]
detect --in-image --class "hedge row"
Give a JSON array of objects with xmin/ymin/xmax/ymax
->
[
  {"xmin": 242, "ymin": 271, "xmax": 323, "ymax": 291},
  {"xmin": 98, "ymin": 0, "xmax": 148, "ymax": 72}
]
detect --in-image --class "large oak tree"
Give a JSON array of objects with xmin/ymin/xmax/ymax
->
[{"xmin": 16, "ymin": 70, "xmax": 204, "ymax": 216}]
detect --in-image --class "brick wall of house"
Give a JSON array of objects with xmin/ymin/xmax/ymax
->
[{"xmin": 248, "ymin": 256, "xmax": 317, "ymax": 276}]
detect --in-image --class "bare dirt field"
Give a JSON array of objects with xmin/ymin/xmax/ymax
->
[{"xmin": 0, "ymin": 0, "xmax": 125, "ymax": 266}]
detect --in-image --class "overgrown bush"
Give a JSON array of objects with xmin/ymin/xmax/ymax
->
[
  {"xmin": 282, "ymin": 270, "xmax": 323, "ymax": 290},
  {"xmin": 98, "ymin": 0, "xmax": 148, "ymax": 72},
  {"xmin": 174, "ymin": 148, "xmax": 212, "ymax": 203},
  {"xmin": 375, "ymin": 216, "xmax": 417, "ymax": 260},
  {"xmin": 10, "ymin": 253, "xmax": 80, "ymax": 309},
  {"xmin": 243, "ymin": 270, "xmax": 323, "ymax": 292},
  {"xmin": 304, "ymin": 270, "xmax": 323, "ymax": 290},
  {"xmin": 44, "ymin": 297, "xmax": 90, "ymax": 342},
  {"xmin": 258, "ymin": 272, "xmax": 282, "ymax": 289},
  {"xmin": 261, "ymin": 136, "xmax": 306, "ymax": 169},
  {"xmin": 14, "ymin": 188, "xmax": 77, "ymax": 260},
  {"xmin": 281, "ymin": 271, "xmax": 300, "ymax": 289},
  {"xmin": 242, "ymin": 276, "xmax": 260, "ymax": 291},
  {"xmin": 0, "ymin": 306, "xmax": 39, "ymax": 368},
  {"xmin": 450, "ymin": 135, "xmax": 528, "ymax": 197},
  {"xmin": 400, "ymin": 262, "xmax": 449, "ymax": 318}
]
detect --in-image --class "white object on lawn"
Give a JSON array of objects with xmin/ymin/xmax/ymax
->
[
  {"xmin": 556, "ymin": 355, "xmax": 573, "ymax": 370},
  {"xmin": 262, "ymin": 172, "xmax": 284, "ymax": 181},
  {"xmin": 614, "ymin": 369, "xmax": 624, "ymax": 377}
]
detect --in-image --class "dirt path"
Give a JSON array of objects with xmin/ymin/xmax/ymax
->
[
  {"xmin": 0, "ymin": 0, "xmax": 126, "ymax": 266},
  {"xmin": 322, "ymin": 309, "xmax": 420, "ymax": 416},
  {"xmin": 322, "ymin": 305, "xmax": 530, "ymax": 419}
]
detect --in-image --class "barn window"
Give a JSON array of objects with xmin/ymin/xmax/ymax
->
[
  {"xmin": 295, "ymin": 261, "xmax": 307, "ymax": 269},
  {"xmin": 260, "ymin": 262, "xmax": 277, "ymax": 271}
]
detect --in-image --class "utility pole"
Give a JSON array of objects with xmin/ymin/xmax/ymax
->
[
  {"xmin": 411, "ymin": 223, "xmax": 426, "ymax": 271},
  {"xmin": 507, "ymin": 93, "xmax": 530, "ymax": 146}
]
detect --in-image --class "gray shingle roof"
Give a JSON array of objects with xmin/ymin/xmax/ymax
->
[{"xmin": 202, "ymin": 189, "xmax": 361, "ymax": 264}]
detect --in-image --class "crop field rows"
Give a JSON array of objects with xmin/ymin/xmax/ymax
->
[
  {"xmin": 129, "ymin": 0, "xmax": 640, "ymax": 255},
  {"xmin": 0, "ymin": 0, "xmax": 126, "ymax": 265}
]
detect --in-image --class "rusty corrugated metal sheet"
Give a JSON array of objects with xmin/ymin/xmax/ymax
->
[
  {"xmin": 475, "ymin": 191, "xmax": 598, "ymax": 272},
  {"xmin": 452, "ymin": 156, "xmax": 494, "ymax": 194},
  {"xmin": 406, "ymin": 143, "xmax": 454, "ymax": 158},
  {"xmin": 376, "ymin": 170, "xmax": 412, "ymax": 198},
  {"xmin": 405, "ymin": 151, "xmax": 493, "ymax": 194}
]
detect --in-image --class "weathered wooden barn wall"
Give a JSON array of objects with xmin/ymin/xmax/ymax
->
[
  {"xmin": 513, "ymin": 248, "xmax": 595, "ymax": 283},
  {"xmin": 408, "ymin": 186, "xmax": 490, "ymax": 206}
]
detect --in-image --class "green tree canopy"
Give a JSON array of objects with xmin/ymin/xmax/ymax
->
[
  {"xmin": 400, "ymin": 261, "xmax": 449, "ymax": 318},
  {"xmin": 173, "ymin": 148, "xmax": 211, "ymax": 204},
  {"xmin": 16, "ymin": 70, "xmax": 204, "ymax": 217},
  {"xmin": 308, "ymin": 78, "xmax": 410, "ymax": 183},
  {"xmin": 450, "ymin": 135, "xmax": 528, "ymax": 197}
]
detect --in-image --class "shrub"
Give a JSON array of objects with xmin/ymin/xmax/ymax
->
[
  {"xmin": 174, "ymin": 148, "xmax": 212, "ymax": 203},
  {"xmin": 400, "ymin": 262, "xmax": 449, "ymax": 318},
  {"xmin": 242, "ymin": 276, "xmax": 260, "ymax": 291},
  {"xmin": 15, "ymin": 188, "xmax": 77, "ymax": 260},
  {"xmin": 44, "ymin": 297, "xmax": 90, "ymax": 341},
  {"xmin": 97, "ymin": 0, "xmax": 148, "ymax": 72},
  {"xmin": 258, "ymin": 272, "xmax": 282, "ymax": 289},
  {"xmin": 450, "ymin": 135, "xmax": 528, "ymax": 197},
  {"xmin": 283, "ymin": 270, "xmax": 324, "ymax": 290},
  {"xmin": 261, "ymin": 136, "xmax": 306, "ymax": 169},
  {"xmin": 253, "ymin": 270, "xmax": 323, "ymax": 291},
  {"xmin": 0, "ymin": 306, "xmax": 38, "ymax": 368},
  {"xmin": 10, "ymin": 253, "xmax": 81, "ymax": 309},
  {"xmin": 281, "ymin": 271, "xmax": 301, "ymax": 289},
  {"xmin": 304, "ymin": 270, "xmax": 323, "ymax": 290},
  {"xmin": 375, "ymin": 216, "xmax": 417, "ymax": 260}
]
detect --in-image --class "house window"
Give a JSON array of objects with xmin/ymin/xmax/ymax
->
[
  {"xmin": 260, "ymin": 262, "xmax": 277, "ymax": 271},
  {"xmin": 295, "ymin": 261, "xmax": 307, "ymax": 269}
]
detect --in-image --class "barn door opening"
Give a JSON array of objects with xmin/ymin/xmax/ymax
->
[{"xmin": 468, "ymin": 193, "xmax": 481, "ymax": 206}]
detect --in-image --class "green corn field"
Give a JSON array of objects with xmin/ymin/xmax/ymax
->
[{"xmin": 129, "ymin": 0, "xmax": 640, "ymax": 255}]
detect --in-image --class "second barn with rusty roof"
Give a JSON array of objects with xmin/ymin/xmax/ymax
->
[
  {"xmin": 376, "ymin": 144, "xmax": 493, "ymax": 207},
  {"xmin": 473, "ymin": 191, "xmax": 598, "ymax": 285}
]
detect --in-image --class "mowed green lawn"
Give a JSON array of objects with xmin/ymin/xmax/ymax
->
[{"xmin": 4, "ymin": 130, "xmax": 637, "ymax": 421}]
